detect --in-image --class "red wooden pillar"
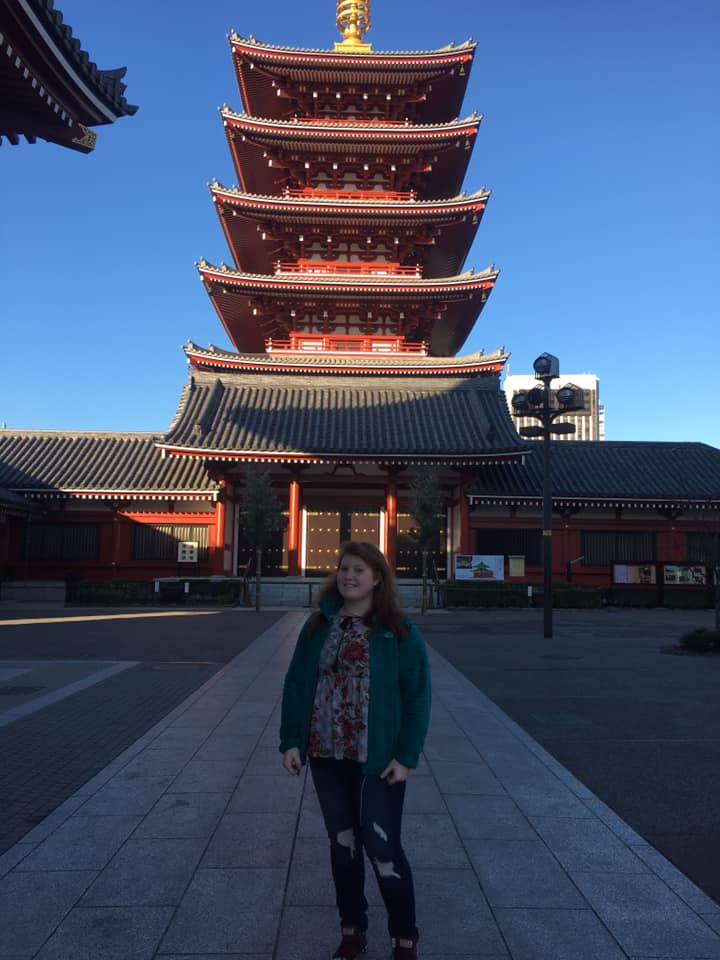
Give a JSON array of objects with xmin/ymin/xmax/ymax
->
[
  {"xmin": 459, "ymin": 481, "xmax": 472, "ymax": 554},
  {"xmin": 385, "ymin": 477, "xmax": 398, "ymax": 568},
  {"xmin": 213, "ymin": 482, "xmax": 227, "ymax": 574},
  {"xmin": 288, "ymin": 476, "xmax": 302, "ymax": 576}
]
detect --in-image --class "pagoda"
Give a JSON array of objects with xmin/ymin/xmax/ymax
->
[{"xmin": 158, "ymin": 1, "xmax": 527, "ymax": 578}]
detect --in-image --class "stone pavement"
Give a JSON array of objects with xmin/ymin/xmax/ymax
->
[{"xmin": 1, "ymin": 611, "xmax": 720, "ymax": 959}]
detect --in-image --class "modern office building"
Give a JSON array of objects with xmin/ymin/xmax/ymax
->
[{"xmin": 504, "ymin": 373, "xmax": 604, "ymax": 441}]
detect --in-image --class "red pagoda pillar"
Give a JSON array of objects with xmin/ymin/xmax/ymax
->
[
  {"xmin": 287, "ymin": 476, "xmax": 302, "ymax": 575},
  {"xmin": 459, "ymin": 481, "xmax": 472, "ymax": 555},
  {"xmin": 385, "ymin": 477, "xmax": 398, "ymax": 568},
  {"xmin": 213, "ymin": 482, "xmax": 227, "ymax": 574}
]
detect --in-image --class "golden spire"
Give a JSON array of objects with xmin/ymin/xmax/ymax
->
[{"xmin": 334, "ymin": 0, "xmax": 372, "ymax": 51}]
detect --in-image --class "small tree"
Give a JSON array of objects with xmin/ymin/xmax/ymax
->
[
  {"xmin": 238, "ymin": 466, "xmax": 287, "ymax": 611},
  {"xmin": 409, "ymin": 468, "xmax": 444, "ymax": 613}
]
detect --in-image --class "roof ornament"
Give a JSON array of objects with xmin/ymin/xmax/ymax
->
[{"xmin": 335, "ymin": 0, "xmax": 372, "ymax": 52}]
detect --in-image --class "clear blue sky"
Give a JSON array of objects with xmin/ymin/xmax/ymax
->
[{"xmin": 1, "ymin": 0, "xmax": 718, "ymax": 445}]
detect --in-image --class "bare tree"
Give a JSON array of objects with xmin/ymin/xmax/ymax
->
[
  {"xmin": 409, "ymin": 468, "xmax": 443, "ymax": 613},
  {"xmin": 238, "ymin": 466, "xmax": 287, "ymax": 611}
]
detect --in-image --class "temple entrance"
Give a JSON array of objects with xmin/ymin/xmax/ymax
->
[{"xmin": 304, "ymin": 509, "xmax": 380, "ymax": 576}]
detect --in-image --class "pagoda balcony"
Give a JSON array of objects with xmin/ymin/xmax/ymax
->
[
  {"xmin": 265, "ymin": 334, "xmax": 429, "ymax": 356},
  {"xmin": 296, "ymin": 116, "xmax": 413, "ymax": 127},
  {"xmin": 274, "ymin": 258, "xmax": 423, "ymax": 278},
  {"xmin": 282, "ymin": 186, "xmax": 417, "ymax": 202}
]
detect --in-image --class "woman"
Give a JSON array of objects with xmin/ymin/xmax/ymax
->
[{"xmin": 280, "ymin": 541, "xmax": 431, "ymax": 960}]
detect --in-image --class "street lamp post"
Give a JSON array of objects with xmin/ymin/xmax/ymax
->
[{"xmin": 511, "ymin": 353, "xmax": 585, "ymax": 638}]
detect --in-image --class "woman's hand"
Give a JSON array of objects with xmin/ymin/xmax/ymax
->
[
  {"xmin": 282, "ymin": 747, "xmax": 303, "ymax": 776},
  {"xmin": 380, "ymin": 759, "xmax": 410, "ymax": 785}
]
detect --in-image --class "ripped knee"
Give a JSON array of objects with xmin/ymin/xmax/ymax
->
[
  {"xmin": 374, "ymin": 857, "xmax": 402, "ymax": 879},
  {"xmin": 335, "ymin": 827, "xmax": 357, "ymax": 858}
]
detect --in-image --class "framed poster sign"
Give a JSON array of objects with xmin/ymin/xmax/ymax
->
[
  {"xmin": 613, "ymin": 564, "xmax": 656, "ymax": 585},
  {"xmin": 663, "ymin": 564, "xmax": 706, "ymax": 586},
  {"xmin": 455, "ymin": 554, "xmax": 504, "ymax": 581}
]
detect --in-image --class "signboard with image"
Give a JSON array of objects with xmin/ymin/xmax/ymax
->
[
  {"xmin": 613, "ymin": 564, "xmax": 656, "ymax": 585},
  {"xmin": 455, "ymin": 554, "xmax": 504, "ymax": 581},
  {"xmin": 663, "ymin": 564, "xmax": 706, "ymax": 586}
]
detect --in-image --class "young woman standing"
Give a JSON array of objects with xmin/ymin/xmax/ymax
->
[{"xmin": 280, "ymin": 541, "xmax": 431, "ymax": 960}]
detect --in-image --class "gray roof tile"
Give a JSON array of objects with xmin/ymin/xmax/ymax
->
[
  {"xmin": 469, "ymin": 441, "xmax": 720, "ymax": 505},
  {"xmin": 0, "ymin": 432, "xmax": 217, "ymax": 498},
  {"xmin": 161, "ymin": 370, "xmax": 525, "ymax": 461}
]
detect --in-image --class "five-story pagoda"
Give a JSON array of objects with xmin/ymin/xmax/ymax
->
[{"xmin": 159, "ymin": 1, "xmax": 526, "ymax": 578}]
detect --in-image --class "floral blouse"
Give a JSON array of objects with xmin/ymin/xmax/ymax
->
[{"xmin": 308, "ymin": 614, "xmax": 371, "ymax": 762}]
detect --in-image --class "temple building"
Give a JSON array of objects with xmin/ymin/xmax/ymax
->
[
  {"xmin": 157, "ymin": 4, "xmax": 529, "ymax": 579},
  {"xmin": 0, "ymin": 0, "xmax": 137, "ymax": 153},
  {"xmin": 0, "ymin": 2, "xmax": 718, "ymax": 596}
]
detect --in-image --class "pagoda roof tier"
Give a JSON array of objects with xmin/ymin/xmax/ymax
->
[
  {"xmin": 197, "ymin": 259, "xmax": 498, "ymax": 355},
  {"xmin": 159, "ymin": 367, "xmax": 526, "ymax": 466},
  {"xmin": 184, "ymin": 341, "xmax": 509, "ymax": 377},
  {"xmin": 0, "ymin": 431, "xmax": 218, "ymax": 501},
  {"xmin": 0, "ymin": 0, "xmax": 137, "ymax": 152},
  {"xmin": 467, "ymin": 441, "xmax": 720, "ymax": 510},
  {"xmin": 230, "ymin": 33, "xmax": 475, "ymax": 125},
  {"xmin": 222, "ymin": 109, "xmax": 479, "ymax": 198},
  {"xmin": 210, "ymin": 181, "xmax": 488, "ymax": 276}
]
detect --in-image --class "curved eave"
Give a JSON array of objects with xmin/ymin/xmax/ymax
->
[
  {"xmin": 19, "ymin": 488, "xmax": 218, "ymax": 502},
  {"xmin": 229, "ymin": 34, "xmax": 477, "ymax": 65},
  {"xmin": 1, "ymin": 0, "xmax": 137, "ymax": 123},
  {"xmin": 183, "ymin": 349, "xmax": 507, "ymax": 378},
  {"xmin": 156, "ymin": 446, "xmax": 524, "ymax": 468},
  {"xmin": 468, "ymin": 495, "xmax": 720, "ymax": 510},
  {"xmin": 221, "ymin": 109, "xmax": 480, "ymax": 141},
  {"xmin": 210, "ymin": 183, "xmax": 490, "ymax": 216},
  {"xmin": 197, "ymin": 262, "xmax": 497, "ymax": 294}
]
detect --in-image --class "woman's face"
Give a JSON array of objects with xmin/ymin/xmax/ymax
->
[{"xmin": 336, "ymin": 554, "xmax": 379, "ymax": 607}]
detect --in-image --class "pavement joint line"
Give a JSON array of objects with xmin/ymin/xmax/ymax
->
[
  {"xmin": 0, "ymin": 660, "xmax": 139, "ymax": 728},
  {"xmin": 0, "ymin": 610, "xmax": 224, "ymax": 626}
]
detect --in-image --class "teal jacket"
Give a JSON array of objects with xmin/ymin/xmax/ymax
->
[{"xmin": 279, "ymin": 595, "xmax": 432, "ymax": 774}]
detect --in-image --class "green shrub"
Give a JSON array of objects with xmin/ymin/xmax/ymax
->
[
  {"xmin": 551, "ymin": 585, "xmax": 604, "ymax": 609},
  {"xmin": 605, "ymin": 587, "xmax": 658, "ymax": 608},
  {"xmin": 442, "ymin": 582, "xmax": 528, "ymax": 608},
  {"xmin": 76, "ymin": 580, "xmax": 155, "ymax": 604},
  {"xmin": 662, "ymin": 590, "xmax": 712, "ymax": 610},
  {"xmin": 679, "ymin": 628, "xmax": 720, "ymax": 652}
]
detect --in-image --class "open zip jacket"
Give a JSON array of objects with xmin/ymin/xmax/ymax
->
[{"xmin": 279, "ymin": 595, "xmax": 431, "ymax": 774}]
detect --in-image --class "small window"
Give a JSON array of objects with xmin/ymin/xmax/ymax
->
[
  {"xmin": 581, "ymin": 531, "xmax": 655, "ymax": 566},
  {"xmin": 474, "ymin": 529, "xmax": 542, "ymax": 567},
  {"xmin": 687, "ymin": 532, "xmax": 718, "ymax": 563},
  {"xmin": 25, "ymin": 523, "xmax": 100, "ymax": 561}
]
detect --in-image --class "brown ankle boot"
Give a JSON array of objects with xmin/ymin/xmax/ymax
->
[
  {"xmin": 390, "ymin": 936, "xmax": 418, "ymax": 959},
  {"xmin": 332, "ymin": 925, "xmax": 367, "ymax": 960}
]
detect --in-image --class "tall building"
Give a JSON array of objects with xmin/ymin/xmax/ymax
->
[
  {"xmin": 163, "ymin": 1, "xmax": 525, "ymax": 577},
  {"xmin": 503, "ymin": 373, "xmax": 605, "ymax": 441}
]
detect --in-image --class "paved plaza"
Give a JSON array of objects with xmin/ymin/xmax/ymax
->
[{"xmin": 0, "ymin": 606, "xmax": 719, "ymax": 959}]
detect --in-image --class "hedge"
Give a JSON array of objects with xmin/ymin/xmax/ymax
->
[{"xmin": 74, "ymin": 579, "xmax": 244, "ymax": 606}]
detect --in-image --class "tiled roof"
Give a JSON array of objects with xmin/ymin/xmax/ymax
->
[
  {"xmin": 468, "ymin": 441, "xmax": 720, "ymax": 506},
  {"xmin": 161, "ymin": 369, "xmax": 525, "ymax": 463},
  {"xmin": 0, "ymin": 432, "xmax": 218, "ymax": 500},
  {"xmin": 1, "ymin": 0, "xmax": 137, "ymax": 120}
]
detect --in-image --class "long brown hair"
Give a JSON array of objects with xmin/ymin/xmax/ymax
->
[{"xmin": 309, "ymin": 541, "xmax": 408, "ymax": 639}]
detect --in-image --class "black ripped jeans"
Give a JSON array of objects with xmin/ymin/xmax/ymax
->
[{"xmin": 309, "ymin": 756, "xmax": 417, "ymax": 939}]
